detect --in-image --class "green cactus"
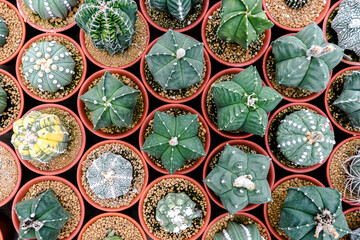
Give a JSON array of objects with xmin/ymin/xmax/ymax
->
[
  {"xmin": 145, "ymin": 30, "xmax": 204, "ymax": 90},
  {"xmin": 351, "ymin": 228, "xmax": 360, "ymax": 240},
  {"xmin": 75, "ymin": 0, "xmax": 138, "ymax": 55},
  {"xmin": 272, "ymin": 22, "xmax": 343, "ymax": 93},
  {"xmin": 284, "ymin": 0, "xmax": 308, "ymax": 9},
  {"xmin": 103, "ymin": 229, "xmax": 123, "ymax": 240},
  {"xmin": 214, "ymin": 222, "xmax": 263, "ymax": 240},
  {"xmin": 341, "ymin": 149, "xmax": 360, "ymax": 204},
  {"xmin": 24, "ymin": 0, "xmax": 77, "ymax": 20},
  {"xmin": 279, "ymin": 186, "xmax": 351, "ymax": 240},
  {"xmin": 141, "ymin": 111, "xmax": 206, "ymax": 174},
  {"xmin": 14, "ymin": 189, "xmax": 72, "ymax": 240},
  {"xmin": 211, "ymin": 66, "xmax": 283, "ymax": 136},
  {"xmin": 0, "ymin": 85, "xmax": 7, "ymax": 115},
  {"xmin": 0, "ymin": 16, "xmax": 9, "ymax": 47},
  {"xmin": 148, "ymin": 0, "xmax": 199, "ymax": 21}
]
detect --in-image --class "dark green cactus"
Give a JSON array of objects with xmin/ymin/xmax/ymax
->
[
  {"xmin": 0, "ymin": 16, "xmax": 9, "ymax": 47},
  {"xmin": 211, "ymin": 66, "xmax": 283, "ymax": 136},
  {"xmin": 214, "ymin": 222, "xmax": 263, "ymax": 240},
  {"xmin": 284, "ymin": 0, "xmax": 308, "ymax": 9},
  {"xmin": 351, "ymin": 228, "xmax": 360, "ymax": 240},
  {"xmin": 341, "ymin": 150, "xmax": 360, "ymax": 204},
  {"xmin": 0, "ymin": 85, "xmax": 7, "ymax": 115},
  {"xmin": 145, "ymin": 30, "xmax": 204, "ymax": 90},
  {"xmin": 148, "ymin": 0, "xmax": 199, "ymax": 21},
  {"xmin": 103, "ymin": 229, "xmax": 123, "ymax": 240},
  {"xmin": 24, "ymin": 0, "xmax": 77, "ymax": 20},
  {"xmin": 205, "ymin": 144, "xmax": 272, "ymax": 215},
  {"xmin": 14, "ymin": 189, "xmax": 72, "ymax": 240},
  {"xmin": 272, "ymin": 22, "xmax": 343, "ymax": 93}
]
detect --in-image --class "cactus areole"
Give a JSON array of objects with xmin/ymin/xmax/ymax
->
[
  {"xmin": 148, "ymin": 0, "xmax": 199, "ymax": 21},
  {"xmin": 213, "ymin": 222, "xmax": 264, "ymax": 240}
]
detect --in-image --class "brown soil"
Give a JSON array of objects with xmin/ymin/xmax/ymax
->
[
  {"xmin": 0, "ymin": 145, "xmax": 18, "ymax": 202},
  {"xmin": 341, "ymin": 210, "xmax": 360, "ymax": 240}
]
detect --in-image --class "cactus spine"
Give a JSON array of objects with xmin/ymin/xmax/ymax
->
[
  {"xmin": 213, "ymin": 222, "xmax": 263, "ymax": 240},
  {"xmin": 0, "ymin": 85, "xmax": 7, "ymax": 115},
  {"xmin": 0, "ymin": 16, "xmax": 9, "ymax": 47},
  {"xmin": 23, "ymin": 0, "xmax": 77, "ymax": 20},
  {"xmin": 284, "ymin": 0, "xmax": 308, "ymax": 9},
  {"xmin": 103, "ymin": 229, "xmax": 123, "ymax": 240},
  {"xmin": 148, "ymin": 0, "xmax": 199, "ymax": 21},
  {"xmin": 341, "ymin": 149, "xmax": 360, "ymax": 204}
]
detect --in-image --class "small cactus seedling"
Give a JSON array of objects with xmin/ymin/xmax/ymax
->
[
  {"xmin": 0, "ymin": 16, "xmax": 9, "ymax": 47},
  {"xmin": 145, "ymin": 30, "xmax": 204, "ymax": 90},
  {"xmin": 205, "ymin": 144, "xmax": 272, "ymax": 215},
  {"xmin": 148, "ymin": 0, "xmax": 199, "ymax": 21},
  {"xmin": 211, "ymin": 66, "xmax": 283, "ymax": 136},
  {"xmin": 14, "ymin": 189, "xmax": 72, "ymax": 240},
  {"xmin": 341, "ymin": 149, "xmax": 360, "ymax": 204},
  {"xmin": 86, "ymin": 152, "xmax": 133, "ymax": 199},
  {"xmin": 351, "ymin": 228, "xmax": 360, "ymax": 240},
  {"xmin": 103, "ymin": 229, "xmax": 123, "ymax": 240},
  {"xmin": 0, "ymin": 85, "xmax": 7, "ymax": 114},
  {"xmin": 141, "ymin": 111, "xmax": 206, "ymax": 174},
  {"xmin": 24, "ymin": 0, "xmax": 77, "ymax": 20},
  {"xmin": 272, "ymin": 22, "xmax": 343, "ymax": 93},
  {"xmin": 22, "ymin": 41, "xmax": 76, "ymax": 92},
  {"xmin": 11, "ymin": 111, "xmax": 69, "ymax": 163},
  {"xmin": 156, "ymin": 192, "xmax": 199, "ymax": 234},
  {"xmin": 79, "ymin": 71, "xmax": 140, "ymax": 131},
  {"xmin": 75, "ymin": 0, "xmax": 138, "ymax": 55},
  {"xmin": 276, "ymin": 109, "xmax": 335, "ymax": 166},
  {"xmin": 213, "ymin": 222, "xmax": 263, "ymax": 240},
  {"xmin": 284, "ymin": 0, "xmax": 308, "ymax": 9},
  {"xmin": 279, "ymin": 186, "xmax": 351, "ymax": 239}
]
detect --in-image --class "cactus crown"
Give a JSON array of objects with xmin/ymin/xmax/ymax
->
[
  {"xmin": 14, "ymin": 189, "xmax": 72, "ymax": 240},
  {"xmin": 148, "ymin": 0, "xmax": 199, "ymax": 21},
  {"xmin": 211, "ymin": 66, "xmax": 283, "ymax": 136},
  {"xmin": 103, "ymin": 229, "xmax": 123, "ymax": 240},
  {"xmin": 341, "ymin": 149, "xmax": 360, "ymax": 204},
  {"xmin": 213, "ymin": 222, "xmax": 263, "ymax": 240},
  {"xmin": 75, "ymin": 0, "xmax": 138, "ymax": 55},
  {"xmin": 24, "ymin": 0, "xmax": 77, "ymax": 20},
  {"xmin": 0, "ymin": 16, "xmax": 9, "ymax": 47},
  {"xmin": 284, "ymin": 0, "xmax": 308, "ymax": 9},
  {"xmin": 0, "ymin": 84, "xmax": 7, "ymax": 115},
  {"xmin": 145, "ymin": 30, "xmax": 204, "ymax": 90}
]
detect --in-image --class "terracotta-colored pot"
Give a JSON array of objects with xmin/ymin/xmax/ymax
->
[
  {"xmin": 140, "ymin": 37, "xmax": 212, "ymax": 104},
  {"xmin": 77, "ymin": 140, "xmax": 149, "ymax": 212},
  {"xmin": 138, "ymin": 174, "xmax": 211, "ymax": 240},
  {"xmin": 14, "ymin": 104, "xmax": 86, "ymax": 175},
  {"xmin": 11, "ymin": 176, "xmax": 85, "ymax": 240},
  {"xmin": 139, "ymin": 104, "xmax": 211, "ymax": 175},
  {"xmin": 203, "ymin": 139, "xmax": 275, "ymax": 212},
  {"xmin": 201, "ymin": 2, "xmax": 271, "ymax": 68},
  {"xmin": 77, "ymin": 68, "xmax": 149, "ymax": 139},
  {"xmin": 263, "ymin": 174, "xmax": 325, "ymax": 240},
  {"xmin": 265, "ymin": 102, "xmax": 334, "ymax": 173},
  {"xmin": 15, "ymin": 33, "xmax": 87, "ymax": 103}
]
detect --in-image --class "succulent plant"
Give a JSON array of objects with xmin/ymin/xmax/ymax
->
[
  {"xmin": 284, "ymin": 0, "xmax": 308, "ymax": 9},
  {"xmin": 14, "ymin": 189, "xmax": 72, "ymax": 240},
  {"xmin": 103, "ymin": 229, "xmax": 123, "ymax": 240},
  {"xmin": 11, "ymin": 111, "xmax": 69, "ymax": 163},
  {"xmin": 216, "ymin": 0, "xmax": 273, "ymax": 49},
  {"xmin": 213, "ymin": 222, "xmax": 263, "ymax": 240},
  {"xmin": 79, "ymin": 71, "xmax": 140, "ymax": 131},
  {"xmin": 341, "ymin": 149, "xmax": 360, "ymax": 204},
  {"xmin": 156, "ymin": 192, "xmax": 199, "ymax": 234},
  {"xmin": 351, "ymin": 228, "xmax": 360, "ymax": 240},
  {"xmin": 75, "ymin": 0, "xmax": 138, "ymax": 55},
  {"xmin": 211, "ymin": 66, "xmax": 283, "ymax": 136},
  {"xmin": 272, "ymin": 22, "xmax": 343, "ymax": 93},
  {"xmin": 86, "ymin": 152, "xmax": 133, "ymax": 199},
  {"xmin": 24, "ymin": 0, "xmax": 77, "ymax": 20},
  {"xmin": 22, "ymin": 41, "xmax": 76, "ymax": 92},
  {"xmin": 279, "ymin": 186, "xmax": 351, "ymax": 239},
  {"xmin": 145, "ymin": 30, "xmax": 204, "ymax": 90},
  {"xmin": 0, "ymin": 16, "xmax": 9, "ymax": 47},
  {"xmin": 0, "ymin": 85, "xmax": 7, "ymax": 115},
  {"xmin": 148, "ymin": 0, "xmax": 199, "ymax": 21}
]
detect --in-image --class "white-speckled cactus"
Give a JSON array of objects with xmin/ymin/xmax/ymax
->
[
  {"xmin": 214, "ymin": 222, "xmax": 263, "ymax": 240},
  {"xmin": 284, "ymin": 0, "xmax": 308, "ymax": 8},
  {"xmin": 148, "ymin": 0, "xmax": 199, "ymax": 21},
  {"xmin": 0, "ymin": 85, "xmax": 7, "ymax": 115},
  {"xmin": 351, "ymin": 228, "xmax": 360, "ymax": 240},
  {"xmin": 24, "ymin": 0, "xmax": 77, "ymax": 20},
  {"xmin": 0, "ymin": 16, "xmax": 9, "ymax": 47},
  {"xmin": 103, "ymin": 229, "xmax": 123, "ymax": 240}
]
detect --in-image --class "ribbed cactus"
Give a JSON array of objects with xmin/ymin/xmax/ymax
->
[
  {"xmin": 22, "ymin": 41, "xmax": 76, "ymax": 92},
  {"xmin": 148, "ymin": 0, "xmax": 199, "ymax": 21},
  {"xmin": 217, "ymin": 0, "xmax": 273, "ymax": 49},
  {"xmin": 211, "ymin": 66, "xmax": 283, "ymax": 136},
  {"xmin": 11, "ymin": 111, "xmax": 69, "ymax": 163},
  {"xmin": 0, "ymin": 85, "xmax": 7, "ymax": 115},
  {"xmin": 276, "ymin": 109, "xmax": 335, "ymax": 166},
  {"xmin": 24, "ymin": 0, "xmax": 77, "ymax": 20},
  {"xmin": 156, "ymin": 192, "xmax": 199, "ymax": 234},
  {"xmin": 79, "ymin": 71, "xmax": 140, "ymax": 131},
  {"xmin": 279, "ymin": 186, "xmax": 351, "ymax": 239},
  {"xmin": 14, "ymin": 189, "xmax": 72, "ymax": 240},
  {"xmin": 0, "ymin": 16, "xmax": 9, "ymax": 47},
  {"xmin": 351, "ymin": 228, "xmax": 360, "ymax": 240},
  {"xmin": 145, "ymin": 30, "xmax": 204, "ymax": 90},
  {"xmin": 205, "ymin": 144, "xmax": 272, "ymax": 215},
  {"xmin": 103, "ymin": 229, "xmax": 123, "ymax": 240},
  {"xmin": 272, "ymin": 22, "xmax": 343, "ymax": 93},
  {"xmin": 86, "ymin": 152, "xmax": 133, "ymax": 199},
  {"xmin": 214, "ymin": 222, "xmax": 263, "ymax": 240},
  {"xmin": 75, "ymin": 0, "xmax": 138, "ymax": 55},
  {"xmin": 341, "ymin": 150, "xmax": 360, "ymax": 204},
  {"xmin": 284, "ymin": 0, "xmax": 308, "ymax": 9}
]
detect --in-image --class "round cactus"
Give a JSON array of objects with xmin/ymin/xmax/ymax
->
[
  {"xmin": 341, "ymin": 150, "xmax": 360, "ymax": 204},
  {"xmin": 0, "ymin": 16, "xmax": 9, "ymax": 47},
  {"xmin": 284, "ymin": 0, "xmax": 308, "ymax": 9},
  {"xmin": 103, "ymin": 229, "xmax": 123, "ymax": 240},
  {"xmin": 23, "ymin": 0, "xmax": 77, "ymax": 20},
  {"xmin": 148, "ymin": 0, "xmax": 199, "ymax": 21},
  {"xmin": 0, "ymin": 84, "xmax": 7, "ymax": 115},
  {"xmin": 214, "ymin": 222, "xmax": 263, "ymax": 240}
]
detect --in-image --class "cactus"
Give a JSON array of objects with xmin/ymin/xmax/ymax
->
[
  {"xmin": 86, "ymin": 152, "xmax": 133, "ymax": 199},
  {"xmin": 0, "ymin": 16, "xmax": 9, "ymax": 47},
  {"xmin": 14, "ymin": 189, "xmax": 72, "ymax": 240},
  {"xmin": 284, "ymin": 0, "xmax": 308, "ymax": 9},
  {"xmin": 341, "ymin": 149, "xmax": 360, "ymax": 204},
  {"xmin": 141, "ymin": 111, "xmax": 206, "ymax": 174},
  {"xmin": 23, "ymin": 0, "xmax": 77, "ymax": 20},
  {"xmin": 0, "ymin": 85, "xmax": 7, "ymax": 115},
  {"xmin": 79, "ymin": 71, "xmax": 140, "ymax": 131},
  {"xmin": 156, "ymin": 192, "xmax": 199, "ymax": 234},
  {"xmin": 279, "ymin": 186, "xmax": 351, "ymax": 239},
  {"xmin": 272, "ymin": 22, "xmax": 343, "ymax": 93},
  {"xmin": 351, "ymin": 228, "xmax": 360, "ymax": 240},
  {"xmin": 216, "ymin": 0, "xmax": 273, "ymax": 50},
  {"xmin": 145, "ymin": 30, "xmax": 204, "ymax": 90},
  {"xmin": 204, "ymin": 144, "xmax": 272, "ymax": 215},
  {"xmin": 75, "ymin": 0, "xmax": 138, "ymax": 55},
  {"xmin": 11, "ymin": 111, "xmax": 69, "ymax": 163},
  {"xmin": 276, "ymin": 109, "xmax": 335, "ymax": 166},
  {"xmin": 211, "ymin": 66, "xmax": 283, "ymax": 136},
  {"xmin": 213, "ymin": 222, "xmax": 263, "ymax": 240},
  {"xmin": 103, "ymin": 229, "xmax": 123, "ymax": 240},
  {"xmin": 148, "ymin": 0, "xmax": 199, "ymax": 21},
  {"xmin": 22, "ymin": 41, "xmax": 76, "ymax": 92}
]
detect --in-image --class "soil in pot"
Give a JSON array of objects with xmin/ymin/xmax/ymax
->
[
  {"xmin": 342, "ymin": 210, "xmax": 360, "ymax": 240},
  {"xmin": 0, "ymin": 145, "xmax": 18, "ymax": 202}
]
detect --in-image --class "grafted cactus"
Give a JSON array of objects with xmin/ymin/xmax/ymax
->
[
  {"xmin": 272, "ymin": 22, "xmax": 343, "ymax": 93},
  {"xmin": 141, "ymin": 111, "xmax": 206, "ymax": 174},
  {"xmin": 24, "ymin": 0, "xmax": 77, "ymax": 20},
  {"xmin": 148, "ymin": 0, "xmax": 199, "ymax": 21},
  {"xmin": 279, "ymin": 186, "xmax": 351, "ymax": 239},
  {"xmin": 0, "ymin": 85, "xmax": 7, "ymax": 114},
  {"xmin": 351, "ymin": 228, "xmax": 360, "ymax": 240},
  {"xmin": 103, "ymin": 229, "xmax": 123, "ymax": 240},
  {"xmin": 145, "ymin": 30, "xmax": 204, "ymax": 90},
  {"xmin": 284, "ymin": 0, "xmax": 308, "ymax": 8},
  {"xmin": 341, "ymin": 150, "xmax": 360, "ymax": 204},
  {"xmin": 75, "ymin": 0, "xmax": 137, "ymax": 55},
  {"xmin": 0, "ymin": 16, "xmax": 9, "ymax": 47},
  {"xmin": 214, "ymin": 222, "xmax": 263, "ymax": 240},
  {"xmin": 14, "ymin": 189, "xmax": 72, "ymax": 240},
  {"xmin": 211, "ymin": 66, "xmax": 283, "ymax": 136}
]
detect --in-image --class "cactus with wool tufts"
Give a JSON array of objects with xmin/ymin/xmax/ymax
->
[
  {"xmin": 341, "ymin": 149, "xmax": 360, "ymax": 204},
  {"xmin": 75, "ymin": 0, "xmax": 138, "ymax": 55},
  {"xmin": 14, "ymin": 189, "xmax": 72, "ymax": 240},
  {"xmin": 145, "ymin": 30, "xmax": 204, "ymax": 90},
  {"xmin": 211, "ymin": 66, "xmax": 283, "ymax": 136},
  {"xmin": 0, "ymin": 16, "xmax": 9, "ymax": 47},
  {"xmin": 351, "ymin": 228, "xmax": 360, "ymax": 240},
  {"xmin": 11, "ymin": 111, "xmax": 69, "ymax": 163},
  {"xmin": 279, "ymin": 186, "xmax": 351, "ymax": 240},
  {"xmin": 103, "ymin": 229, "xmax": 123, "ymax": 240},
  {"xmin": 0, "ymin": 85, "xmax": 7, "ymax": 115},
  {"xmin": 213, "ymin": 222, "xmax": 263, "ymax": 240},
  {"xmin": 148, "ymin": 0, "xmax": 199, "ymax": 21},
  {"xmin": 284, "ymin": 0, "xmax": 308, "ymax": 9},
  {"xmin": 24, "ymin": 0, "xmax": 77, "ymax": 20},
  {"xmin": 204, "ymin": 144, "xmax": 272, "ymax": 215},
  {"xmin": 272, "ymin": 22, "xmax": 343, "ymax": 93}
]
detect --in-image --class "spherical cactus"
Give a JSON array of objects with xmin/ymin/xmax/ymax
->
[
  {"xmin": 0, "ymin": 85, "xmax": 7, "ymax": 115},
  {"xmin": 11, "ymin": 111, "xmax": 69, "ymax": 163},
  {"xmin": 75, "ymin": 0, "xmax": 138, "ymax": 55},
  {"xmin": 342, "ymin": 150, "xmax": 360, "ymax": 203},
  {"xmin": 103, "ymin": 229, "xmax": 123, "ymax": 240},
  {"xmin": 351, "ymin": 228, "xmax": 360, "ymax": 240},
  {"xmin": 213, "ymin": 222, "xmax": 263, "ymax": 240},
  {"xmin": 284, "ymin": 0, "xmax": 308, "ymax": 9},
  {"xmin": 0, "ymin": 16, "xmax": 9, "ymax": 47},
  {"xmin": 148, "ymin": 0, "xmax": 199, "ymax": 21},
  {"xmin": 23, "ymin": 0, "xmax": 77, "ymax": 20}
]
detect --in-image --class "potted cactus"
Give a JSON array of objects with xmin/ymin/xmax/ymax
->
[{"xmin": 343, "ymin": 207, "xmax": 360, "ymax": 240}]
